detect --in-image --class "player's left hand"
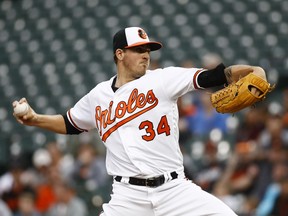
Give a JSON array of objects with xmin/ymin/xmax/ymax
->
[
  {"xmin": 210, "ymin": 73, "xmax": 275, "ymax": 113},
  {"xmin": 250, "ymin": 86, "xmax": 262, "ymax": 97}
]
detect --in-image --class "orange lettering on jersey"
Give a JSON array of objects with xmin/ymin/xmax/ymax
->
[
  {"xmin": 106, "ymin": 101, "xmax": 116, "ymax": 125},
  {"xmin": 136, "ymin": 93, "xmax": 145, "ymax": 108},
  {"xmin": 95, "ymin": 88, "xmax": 158, "ymax": 142},
  {"xmin": 127, "ymin": 88, "xmax": 138, "ymax": 112},
  {"xmin": 95, "ymin": 101, "xmax": 116, "ymax": 136}
]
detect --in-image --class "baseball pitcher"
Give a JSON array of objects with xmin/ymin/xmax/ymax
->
[{"xmin": 13, "ymin": 27, "xmax": 273, "ymax": 216}]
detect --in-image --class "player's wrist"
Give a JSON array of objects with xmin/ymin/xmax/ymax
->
[
  {"xmin": 26, "ymin": 112, "xmax": 41, "ymax": 126},
  {"xmin": 251, "ymin": 67, "xmax": 267, "ymax": 81}
]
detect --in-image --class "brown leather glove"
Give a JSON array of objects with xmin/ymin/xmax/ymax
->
[{"xmin": 210, "ymin": 73, "xmax": 275, "ymax": 113}]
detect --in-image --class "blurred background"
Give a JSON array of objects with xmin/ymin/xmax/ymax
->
[{"xmin": 0, "ymin": 0, "xmax": 287, "ymax": 215}]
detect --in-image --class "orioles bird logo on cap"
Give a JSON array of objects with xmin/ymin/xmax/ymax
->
[{"xmin": 138, "ymin": 29, "xmax": 147, "ymax": 39}]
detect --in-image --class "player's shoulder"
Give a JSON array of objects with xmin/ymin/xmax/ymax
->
[
  {"xmin": 145, "ymin": 67, "xmax": 178, "ymax": 76},
  {"xmin": 145, "ymin": 66, "xmax": 198, "ymax": 77},
  {"xmin": 146, "ymin": 68, "xmax": 162, "ymax": 75}
]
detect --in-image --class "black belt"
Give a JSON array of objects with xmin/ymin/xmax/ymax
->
[{"xmin": 115, "ymin": 171, "xmax": 178, "ymax": 187}]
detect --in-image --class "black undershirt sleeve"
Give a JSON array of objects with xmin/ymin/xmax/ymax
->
[
  {"xmin": 62, "ymin": 114, "xmax": 83, "ymax": 135},
  {"xmin": 197, "ymin": 63, "xmax": 228, "ymax": 88}
]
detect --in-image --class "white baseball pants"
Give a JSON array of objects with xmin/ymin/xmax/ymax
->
[{"xmin": 100, "ymin": 178, "xmax": 237, "ymax": 216}]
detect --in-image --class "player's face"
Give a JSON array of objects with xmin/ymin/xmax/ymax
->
[{"xmin": 122, "ymin": 45, "xmax": 151, "ymax": 78}]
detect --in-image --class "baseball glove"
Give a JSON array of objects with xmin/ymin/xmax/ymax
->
[{"xmin": 210, "ymin": 73, "xmax": 274, "ymax": 113}]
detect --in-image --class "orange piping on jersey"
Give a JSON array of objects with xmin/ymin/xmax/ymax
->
[
  {"xmin": 68, "ymin": 110, "xmax": 88, "ymax": 132},
  {"xmin": 95, "ymin": 89, "xmax": 158, "ymax": 142},
  {"xmin": 193, "ymin": 69, "xmax": 203, "ymax": 89}
]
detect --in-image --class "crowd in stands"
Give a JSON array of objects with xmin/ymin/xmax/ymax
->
[{"xmin": 0, "ymin": 141, "xmax": 110, "ymax": 216}]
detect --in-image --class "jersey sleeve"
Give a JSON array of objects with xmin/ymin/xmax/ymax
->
[
  {"xmin": 158, "ymin": 67, "xmax": 205, "ymax": 100},
  {"xmin": 66, "ymin": 93, "xmax": 95, "ymax": 132}
]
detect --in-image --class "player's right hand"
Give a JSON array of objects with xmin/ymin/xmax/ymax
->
[{"xmin": 12, "ymin": 97, "xmax": 38, "ymax": 126}]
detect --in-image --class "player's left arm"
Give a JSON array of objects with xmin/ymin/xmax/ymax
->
[
  {"xmin": 206, "ymin": 64, "xmax": 274, "ymax": 113},
  {"xmin": 197, "ymin": 63, "xmax": 267, "ymax": 88},
  {"xmin": 224, "ymin": 65, "xmax": 267, "ymax": 84}
]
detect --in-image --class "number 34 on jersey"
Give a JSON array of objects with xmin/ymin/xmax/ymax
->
[
  {"xmin": 94, "ymin": 88, "xmax": 171, "ymax": 142},
  {"xmin": 139, "ymin": 115, "xmax": 171, "ymax": 141}
]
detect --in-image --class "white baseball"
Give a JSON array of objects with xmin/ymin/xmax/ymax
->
[{"xmin": 14, "ymin": 102, "xmax": 29, "ymax": 117}]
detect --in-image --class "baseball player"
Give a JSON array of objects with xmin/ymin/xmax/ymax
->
[{"xmin": 13, "ymin": 27, "xmax": 268, "ymax": 215}]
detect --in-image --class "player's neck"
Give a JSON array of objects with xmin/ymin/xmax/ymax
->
[
  {"xmin": 115, "ymin": 69, "xmax": 139, "ymax": 88},
  {"xmin": 115, "ymin": 75, "xmax": 136, "ymax": 88},
  {"xmin": 111, "ymin": 75, "xmax": 137, "ymax": 92}
]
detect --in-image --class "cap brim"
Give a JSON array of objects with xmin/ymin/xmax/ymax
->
[{"xmin": 125, "ymin": 41, "xmax": 162, "ymax": 51}]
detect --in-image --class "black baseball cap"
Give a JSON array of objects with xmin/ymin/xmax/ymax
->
[{"xmin": 113, "ymin": 27, "xmax": 162, "ymax": 53}]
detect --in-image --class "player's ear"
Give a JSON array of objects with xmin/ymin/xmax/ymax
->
[{"xmin": 115, "ymin": 49, "xmax": 125, "ymax": 61}]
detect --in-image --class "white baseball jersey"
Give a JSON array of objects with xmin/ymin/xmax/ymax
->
[{"xmin": 67, "ymin": 67, "xmax": 204, "ymax": 177}]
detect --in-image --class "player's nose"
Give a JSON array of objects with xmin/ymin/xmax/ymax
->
[{"xmin": 142, "ymin": 52, "xmax": 150, "ymax": 60}]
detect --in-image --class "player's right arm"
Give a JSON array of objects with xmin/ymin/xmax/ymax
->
[{"xmin": 13, "ymin": 97, "xmax": 67, "ymax": 134}]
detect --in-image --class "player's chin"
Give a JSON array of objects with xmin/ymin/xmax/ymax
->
[
  {"xmin": 134, "ymin": 69, "xmax": 146, "ymax": 79},
  {"xmin": 140, "ymin": 63, "xmax": 149, "ymax": 71}
]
